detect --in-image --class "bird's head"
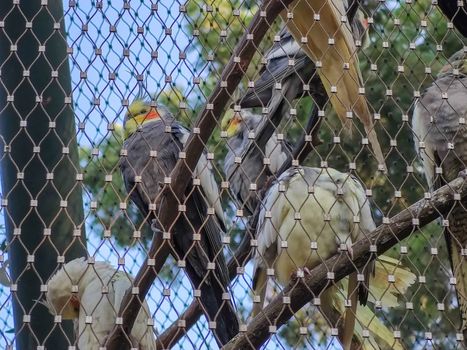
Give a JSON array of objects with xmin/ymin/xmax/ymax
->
[
  {"xmin": 221, "ymin": 110, "xmax": 262, "ymax": 138},
  {"xmin": 44, "ymin": 257, "xmax": 89, "ymax": 320},
  {"xmin": 123, "ymin": 99, "xmax": 162, "ymax": 139}
]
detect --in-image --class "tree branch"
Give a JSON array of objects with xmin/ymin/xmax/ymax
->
[
  {"xmin": 106, "ymin": 1, "xmax": 294, "ymax": 349},
  {"xmin": 222, "ymin": 172, "xmax": 467, "ymax": 349}
]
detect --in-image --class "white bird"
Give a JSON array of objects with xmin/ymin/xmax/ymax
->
[
  {"xmin": 252, "ymin": 167, "xmax": 413, "ymax": 349},
  {"xmin": 44, "ymin": 257, "xmax": 157, "ymax": 349}
]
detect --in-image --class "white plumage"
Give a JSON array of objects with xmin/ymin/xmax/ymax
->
[
  {"xmin": 253, "ymin": 167, "xmax": 414, "ymax": 349},
  {"xmin": 45, "ymin": 257, "xmax": 156, "ymax": 349}
]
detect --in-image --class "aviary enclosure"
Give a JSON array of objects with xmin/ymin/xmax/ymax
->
[{"xmin": 0, "ymin": 0, "xmax": 466, "ymax": 349}]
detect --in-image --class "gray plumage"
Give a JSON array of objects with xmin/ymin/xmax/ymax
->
[
  {"xmin": 412, "ymin": 49, "xmax": 467, "ymax": 341},
  {"xmin": 120, "ymin": 106, "xmax": 239, "ymax": 346},
  {"xmin": 224, "ymin": 111, "xmax": 290, "ymax": 215}
]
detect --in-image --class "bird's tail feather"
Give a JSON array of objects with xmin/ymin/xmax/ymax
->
[
  {"xmin": 446, "ymin": 205, "xmax": 467, "ymax": 338},
  {"xmin": 333, "ymin": 292, "xmax": 405, "ymax": 350},
  {"xmin": 199, "ymin": 282, "xmax": 239, "ymax": 346},
  {"xmin": 251, "ymin": 266, "xmax": 268, "ymax": 318},
  {"xmin": 334, "ymin": 255, "xmax": 415, "ymax": 349},
  {"xmin": 342, "ymin": 272, "xmax": 358, "ymax": 350}
]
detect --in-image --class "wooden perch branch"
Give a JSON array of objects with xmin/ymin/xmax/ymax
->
[
  {"xmin": 156, "ymin": 98, "xmax": 324, "ymax": 348},
  {"xmin": 106, "ymin": 1, "xmax": 294, "ymax": 349},
  {"xmin": 222, "ymin": 173, "xmax": 467, "ymax": 349}
]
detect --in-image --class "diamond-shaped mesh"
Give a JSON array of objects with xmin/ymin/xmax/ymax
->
[{"xmin": 0, "ymin": 0, "xmax": 466, "ymax": 349}]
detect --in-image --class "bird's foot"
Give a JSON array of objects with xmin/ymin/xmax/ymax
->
[
  {"xmin": 348, "ymin": 245, "xmax": 354, "ymax": 261},
  {"xmin": 458, "ymin": 169, "xmax": 467, "ymax": 179},
  {"xmin": 340, "ymin": 242, "xmax": 354, "ymax": 261},
  {"xmin": 291, "ymin": 267, "xmax": 312, "ymax": 282}
]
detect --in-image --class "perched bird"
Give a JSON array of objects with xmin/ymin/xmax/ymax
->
[
  {"xmin": 252, "ymin": 167, "xmax": 414, "ymax": 349},
  {"xmin": 280, "ymin": 0, "xmax": 386, "ymax": 169},
  {"xmin": 237, "ymin": 26, "xmax": 324, "ymax": 111},
  {"xmin": 44, "ymin": 257, "xmax": 156, "ymax": 349},
  {"xmin": 222, "ymin": 110, "xmax": 290, "ymax": 215},
  {"xmin": 437, "ymin": 0, "xmax": 467, "ymax": 37},
  {"xmin": 238, "ymin": 9, "xmax": 368, "ymax": 110},
  {"xmin": 412, "ymin": 49, "xmax": 467, "ymax": 342},
  {"xmin": 119, "ymin": 100, "xmax": 239, "ymax": 346}
]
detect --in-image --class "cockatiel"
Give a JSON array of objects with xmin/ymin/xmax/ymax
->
[
  {"xmin": 252, "ymin": 167, "xmax": 413, "ymax": 349},
  {"xmin": 44, "ymin": 257, "xmax": 156, "ymax": 349},
  {"xmin": 119, "ymin": 100, "xmax": 239, "ymax": 346},
  {"xmin": 412, "ymin": 49, "xmax": 467, "ymax": 342},
  {"xmin": 223, "ymin": 110, "xmax": 290, "ymax": 215},
  {"xmin": 281, "ymin": 0, "xmax": 386, "ymax": 169},
  {"xmin": 238, "ymin": 9, "xmax": 368, "ymax": 109}
]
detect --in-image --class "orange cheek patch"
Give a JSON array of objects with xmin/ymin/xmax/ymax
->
[{"xmin": 145, "ymin": 110, "xmax": 160, "ymax": 120}]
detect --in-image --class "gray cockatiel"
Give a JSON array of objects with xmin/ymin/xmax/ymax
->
[
  {"xmin": 222, "ymin": 110, "xmax": 290, "ymax": 216},
  {"xmin": 238, "ymin": 8, "xmax": 368, "ymax": 110},
  {"xmin": 252, "ymin": 167, "xmax": 414, "ymax": 350},
  {"xmin": 412, "ymin": 49, "xmax": 467, "ymax": 341},
  {"xmin": 119, "ymin": 99, "xmax": 239, "ymax": 346}
]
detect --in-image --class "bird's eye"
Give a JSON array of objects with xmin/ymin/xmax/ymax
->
[{"xmin": 140, "ymin": 109, "xmax": 147, "ymax": 115}]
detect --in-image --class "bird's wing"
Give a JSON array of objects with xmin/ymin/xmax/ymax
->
[
  {"xmin": 253, "ymin": 169, "xmax": 297, "ymax": 285},
  {"xmin": 171, "ymin": 123, "xmax": 230, "ymax": 286},
  {"xmin": 78, "ymin": 276, "xmax": 115, "ymax": 348},
  {"xmin": 239, "ymin": 51, "xmax": 313, "ymax": 108},
  {"xmin": 265, "ymin": 133, "xmax": 290, "ymax": 174},
  {"xmin": 264, "ymin": 26, "xmax": 302, "ymax": 61},
  {"xmin": 412, "ymin": 100, "xmax": 437, "ymax": 188},
  {"xmin": 282, "ymin": 0, "xmax": 386, "ymax": 169},
  {"xmin": 173, "ymin": 123, "xmax": 226, "ymax": 227},
  {"xmin": 120, "ymin": 121, "xmax": 176, "ymax": 218},
  {"xmin": 111, "ymin": 272, "xmax": 157, "ymax": 349}
]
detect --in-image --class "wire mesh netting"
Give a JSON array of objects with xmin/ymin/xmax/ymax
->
[{"xmin": 0, "ymin": 0, "xmax": 466, "ymax": 349}]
